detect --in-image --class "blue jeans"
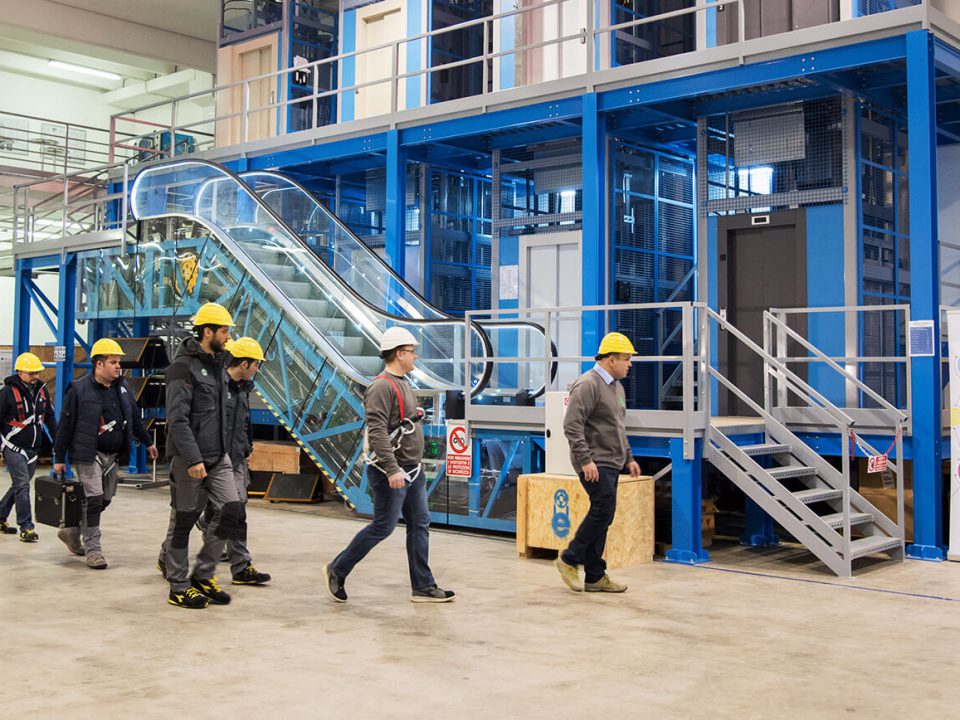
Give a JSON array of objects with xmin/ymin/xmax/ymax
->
[
  {"xmin": 331, "ymin": 464, "xmax": 435, "ymax": 591},
  {"xmin": 561, "ymin": 465, "xmax": 619, "ymax": 583},
  {"xmin": 0, "ymin": 448, "xmax": 36, "ymax": 531}
]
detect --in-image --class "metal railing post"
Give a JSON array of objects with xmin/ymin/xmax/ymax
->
[
  {"xmin": 895, "ymin": 423, "xmax": 905, "ymax": 542},
  {"xmin": 481, "ymin": 19, "xmax": 489, "ymax": 95},
  {"xmin": 737, "ymin": 0, "xmax": 746, "ymax": 63},
  {"xmin": 312, "ymin": 60, "xmax": 320, "ymax": 129},
  {"xmin": 121, "ymin": 164, "xmax": 129, "ymax": 256},
  {"xmin": 390, "ymin": 41, "xmax": 399, "ymax": 115},
  {"xmin": 682, "ymin": 303, "xmax": 694, "ymax": 460},
  {"xmin": 776, "ymin": 311, "xmax": 788, "ymax": 410},
  {"xmin": 242, "ymin": 81, "xmax": 250, "ymax": 145},
  {"xmin": 170, "ymin": 100, "xmax": 177, "ymax": 158},
  {"xmin": 763, "ymin": 312, "xmax": 772, "ymax": 417},
  {"xmin": 842, "ymin": 421, "xmax": 851, "ymax": 576}
]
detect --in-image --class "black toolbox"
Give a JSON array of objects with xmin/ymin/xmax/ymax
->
[{"xmin": 35, "ymin": 474, "xmax": 83, "ymax": 528}]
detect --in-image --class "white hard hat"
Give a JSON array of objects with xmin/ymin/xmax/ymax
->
[{"xmin": 379, "ymin": 326, "xmax": 418, "ymax": 353}]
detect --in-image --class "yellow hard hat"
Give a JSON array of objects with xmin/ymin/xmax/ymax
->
[
  {"xmin": 90, "ymin": 338, "xmax": 125, "ymax": 358},
  {"xmin": 14, "ymin": 352, "xmax": 44, "ymax": 373},
  {"xmin": 226, "ymin": 336, "xmax": 264, "ymax": 361},
  {"xmin": 192, "ymin": 302, "xmax": 235, "ymax": 327},
  {"xmin": 597, "ymin": 332, "xmax": 636, "ymax": 356}
]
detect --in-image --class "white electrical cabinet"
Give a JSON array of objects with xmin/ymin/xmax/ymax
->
[{"xmin": 545, "ymin": 391, "xmax": 577, "ymax": 476}]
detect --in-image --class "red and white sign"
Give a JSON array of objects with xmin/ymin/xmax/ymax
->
[
  {"xmin": 867, "ymin": 454, "xmax": 888, "ymax": 474},
  {"xmin": 446, "ymin": 421, "xmax": 472, "ymax": 478}
]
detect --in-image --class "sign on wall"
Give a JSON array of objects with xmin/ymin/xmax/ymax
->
[{"xmin": 446, "ymin": 421, "xmax": 472, "ymax": 478}]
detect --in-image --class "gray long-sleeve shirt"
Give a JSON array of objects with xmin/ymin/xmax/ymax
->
[
  {"xmin": 364, "ymin": 371, "xmax": 423, "ymax": 476},
  {"xmin": 563, "ymin": 366, "xmax": 631, "ymax": 472}
]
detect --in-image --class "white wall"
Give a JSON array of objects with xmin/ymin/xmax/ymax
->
[
  {"xmin": 938, "ymin": 143, "xmax": 960, "ymax": 307},
  {"xmin": 0, "ymin": 273, "xmax": 60, "ymax": 347}
]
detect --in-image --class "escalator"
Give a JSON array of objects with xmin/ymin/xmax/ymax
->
[
  {"xmin": 236, "ymin": 169, "xmax": 556, "ymax": 400},
  {"xmin": 129, "ymin": 159, "xmax": 552, "ymax": 511}
]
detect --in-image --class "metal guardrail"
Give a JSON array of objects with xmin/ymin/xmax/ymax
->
[{"xmin": 105, "ymin": 0, "xmax": 952, "ymax": 164}]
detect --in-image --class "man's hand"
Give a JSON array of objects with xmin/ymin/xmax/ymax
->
[
  {"xmin": 146, "ymin": 445, "xmax": 159, "ymax": 461},
  {"xmin": 53, "ymin": 463, "xmax": 66, "ymax": 476},
  {"xmin": 187, "ymin": 463, "xmax": 207, "ymax": 479},
  {"xmin": 581, "ymin": 462, "xmax": 600, "ymax": 482},
  {"xmin": 626, "ymin": 460, "xmax": 641, "ymax": 477},
  {"xmin": 387, "ymin": 471, "xmax": 407, "ymax": 489}
]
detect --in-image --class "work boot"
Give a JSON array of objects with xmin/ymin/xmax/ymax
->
[
  {"xmin": 553, "ymin": 555, "xmax": 582, "ymax": 592},
  {"xmin": 18, "ymin": 529, "xmax": 38, "ymax": 543},
  {"xmin": 156, "ymin": 556, "xmax": 167, "ymax": 579},
  {"xmin": 321, "ymin": 563, "xmax": 347, "ymax": 603},
  {"xmin": 191, "ymin": 576, "xmax": 231, "ymax": 605},
  {"xmin": 232, "ymin": 564, "xmax": 271, "ymax": 585},
  {"xmin": 168, "ymin": 587, "xmax": 209, "ymax": 609},
  {"xmin": 57, "ymin": 528, "xmax": 85, "ymax": 556},
  {"xmin": 411, "ymin": 585, "xmax": 456, "ymax": 603},
  {"xmin": 85, "ymin": 551, "xmax": 108, "ymax": 569},
  {"xmin": 0, "ymin": 521, "xmax": 16, "ymax": 535},
  {"xmin": 584, "ymin": 575, "xmax": 628, "ymax": 593}
]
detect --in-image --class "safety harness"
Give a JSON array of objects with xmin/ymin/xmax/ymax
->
[
  {"xmin": 2, "ymin": 383, "xmax": 49, "ymax": 461},
  {"xmin": 363, "ymin": 374, "xmax": 424, "ymax": 484}
]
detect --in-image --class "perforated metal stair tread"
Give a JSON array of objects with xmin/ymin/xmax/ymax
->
[
  {"xmin": 768, "ymin": 465, "xmax": 816, "ymax": 480},
  {"xmin": 849, "ymin": 536, "xmax": 903, "ymax": 559},
  {"xmin": 793, "ymin": 487, "xmax": 843, "ymax": 503},
  {"xmin": 740, "ymin": 443, "xmax": 791, "ymax": 456},
  {"xmin": 820, "ymin": 511, "xmax": 873, "ymax": 530}
]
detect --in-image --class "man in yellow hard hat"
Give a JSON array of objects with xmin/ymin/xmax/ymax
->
[
  {"xmin": 0, "ymin": 353, "xmax": 57, "ymax": 542},
  {"xmin": 163, "ymin": 302, "xmax": 244, "ymax": 609},
  {"xmin": 554, "ymin": 331, "xmax": 641, "ymax": 594},
  {"xmin": 157, "ymin": 336, "xmax": 270, "ymax": 587},
  {"xmin": 53, "ymin": 338, "xmax": 158, "ymax": 568}
]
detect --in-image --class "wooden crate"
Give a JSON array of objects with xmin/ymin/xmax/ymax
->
[
  {"xmin": 516, "ymin": 473, "xmax": 654, "ymax": 568},
  {"xmin": 248, "ymin": 441, "xmax": 301, "ymax": 474},
  {"xmin": 860, "ymin": 487, "xmax": 914, "ymax": 542}
]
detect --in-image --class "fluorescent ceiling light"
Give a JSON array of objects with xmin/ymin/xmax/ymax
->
[{"xmin": 48, "ymin": 60, "xmax": 121, "ymax": 81}]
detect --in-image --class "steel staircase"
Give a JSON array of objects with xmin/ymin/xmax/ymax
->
[{"xmin": 702, "ymin": 307, "xmax": 906, "ymax": 577}]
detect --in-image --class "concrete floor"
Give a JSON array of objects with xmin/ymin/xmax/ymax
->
[{"xmin": 2, "ymin": 485, "xmax": 958, "ymax": 719}]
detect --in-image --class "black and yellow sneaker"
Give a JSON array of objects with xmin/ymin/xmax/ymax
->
[
  {"xmin": 168, "ymin": 587, "xmax": 209, "ymax": 609},
  {"xmin": 232, "ymin": 564, "xmax": 271, "ymax": 585},
  {"xmin": 19, "ymin": 529, "xmax": 39, "ymax": 543},
  {"xmin": 0, "ymin": 521, "xmax": 16, "ymax": 535},
  {"xmin": 191, "ymin": 575, "xmax": 231, "ymax": 605}
]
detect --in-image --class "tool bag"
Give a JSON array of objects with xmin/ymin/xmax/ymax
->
[{"xmin": 35, "ymin": 471, "xmax": 83, "ymax": 528}]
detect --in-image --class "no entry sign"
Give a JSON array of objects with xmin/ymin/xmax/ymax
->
[{"xmin": 446, "ymin": 421, "xmax": 472, "ymax": 478}]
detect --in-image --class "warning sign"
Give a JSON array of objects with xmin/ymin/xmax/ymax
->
[
  {"xmin": 446, "ymin": 421, "xmax": 472, "ymax": 478},
  {"xmin": 867, "ymin": 454, "xmax": 888, "ymax": 474}
]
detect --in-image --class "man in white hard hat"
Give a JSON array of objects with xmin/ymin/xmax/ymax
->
[
  {"xmin": 554, "ymin": 332, "xmax": 641, "ymax": 594},
  {"xmin": 53, "ymin": 339, "xmax": 157, "ymax": 568},
  {"xmin": 322, "ymin": 326, "xmax": 455, "ymax": 603},
  {"xmin": 0, "ymin": 352, "xmax": 57, "ymax": 542}
]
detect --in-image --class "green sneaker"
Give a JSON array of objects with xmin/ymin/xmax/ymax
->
[
  {"xmin": 553, "ymin": 556, "xmax": 582, "ymax": 592},
  {"xmin": 584, "ymin": 575, "xmax": 627, "ymax": 593}
]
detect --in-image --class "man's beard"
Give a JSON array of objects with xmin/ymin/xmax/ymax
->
[{"xmin": 210, "ymin": 337, "xmax": 225, "ymax": 354}]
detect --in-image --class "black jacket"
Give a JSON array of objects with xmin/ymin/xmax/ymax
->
[
  {"xmin": 165, "ymin": 337, "xmax": 229, "ymax": 466},
  {"xmin": 0, "ymin": 375, "xmax": 57, "ymax": 456},
  {"xmin": 53, "ymin": 373, "xmax": 151, "ymax": 465},
  {"xmin": 225, "ymin": 376, "xmax": 254, "ymax": 468}
]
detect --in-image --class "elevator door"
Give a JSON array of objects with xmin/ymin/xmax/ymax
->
[{"xmin": 719, "ymin": 212, "xmax": 806, "ymax": 416}]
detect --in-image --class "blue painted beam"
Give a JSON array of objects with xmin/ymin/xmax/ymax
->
[
  {"xmin": 12, "ymin": 260, "xmax": 30, "ymax": 357},
  {"xmin": 54, "ymin": 255, "xmax": 77, "ymax": 419},
  {"xmin": 905, "ymin": 30, "xmax": 945, "ymax": 561},
  {"xmin": 246, "ymin": 134, "xmax": 388, "ymax": 171},
  {"xmin": 581, "ymin": 92, "xmax": 605, "ymax": 364},
  {"xmin": 665, "ymin": 437, "xmax": 708, "ymax": 565},
  {"xmin": 384, "ymin": 128, "xmax": 406, "ymax": 277}
]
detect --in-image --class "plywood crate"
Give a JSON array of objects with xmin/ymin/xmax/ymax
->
[
  {"xmin": 248, "ymin": 441, "xmax": 301, "ymax": 474},
  {"xmin": 859, "ymin": 487, "xmax": 914, "ymax": 542},
  {"xmin": 516, "ymin": 473, "xmax": 654, "ymax": 568}
]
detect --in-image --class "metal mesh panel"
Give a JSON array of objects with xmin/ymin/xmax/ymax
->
[
  {"xmin": 699, "ymin": 96, "xmax": 847, "ymax": 216},
  {"xmin": 858, "ymin": 0, "xmax": 921, "ymax": 16},
  {"xmin": 611, "ymin": 1, "xmax": 697, "ymax": 67}
]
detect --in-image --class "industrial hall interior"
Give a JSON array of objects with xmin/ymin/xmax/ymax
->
[{"xmin": 2, "ymin": 0, "xmax": 960, "ymax": 717}]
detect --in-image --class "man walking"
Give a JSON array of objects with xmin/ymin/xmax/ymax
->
[
  {"xmin": 53, "ymin": 339, "xmax": 158, "ymax": 568},
  {"xmin": 554, "ymin": 332, "xmax": 641, "ymax": 593},
  {"xmin": 0, "ymin": 353, "xmax": 57, "ymax": 542},
  {"xmin": 322, "ymin": 326, "xmax": 454, "ymax": 603},
  {"xmin": 164, "ymin": 302, "xmax": 245, "ymax": 609}
]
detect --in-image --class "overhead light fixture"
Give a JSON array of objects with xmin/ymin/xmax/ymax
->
[{"xmin": 48, "ymin": 59, "xmax": 121, "ymax": 81}]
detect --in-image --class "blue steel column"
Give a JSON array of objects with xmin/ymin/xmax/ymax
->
[
  {"xmin": 12, "ymin": 259, "xmax": 31, "ymax": 357},
  {"xmin": 665, "ymin": 436, "xmax": 708, "ymax": 564},
  {"xmin": 582, "ymin": 93, "xmax": 606, "ymax": 363},
  {"xmin": 385, "ymin": 129, "xmax": 407, "ymax": 279},
  {"xmin": 905, "ymin": 30, "xmax": 945, "ymax": 561},
  {"xmin": 128, "ymin": 317, "xmax": 151, "ymax": 474},
  {"xmin": 54, "ymin": 254, "xmax": 77, "ymax": 419}
]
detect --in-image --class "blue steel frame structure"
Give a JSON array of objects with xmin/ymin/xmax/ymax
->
[{"xmin": 16, "ymin": 23, "xmax": 959, "ymax": 558}]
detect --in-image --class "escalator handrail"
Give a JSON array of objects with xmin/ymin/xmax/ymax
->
[{"xmin": 130, "ymin": 161, "xmax": 494, "ymax": 395}]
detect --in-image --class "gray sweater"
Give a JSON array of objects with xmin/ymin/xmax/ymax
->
[
  {"xmin": 364, "ymin": 371, "xmax": 423, "ymax": 476},
  {"xmin": 563, "ymin": 368, "xmax": 631, "ymax": 472}
]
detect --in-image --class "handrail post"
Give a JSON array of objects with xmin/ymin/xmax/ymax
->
[
  {"xmin": 390, "ymin": 41, "xmax": 399, "ymax": 115},
  {"xmin": 682, "ymin": 303, "xmax": 694, "ymax": 460},
  {"xmin": 481, "ymin": 19, "xmax": 489, "ymax": 96},
  {"xmin": 842, "ymin": 422, "xmax": 851, "ymax": 576},
  {"xmin": 242, "ymin": 80, "xmax": 250, "ymax": 145},
  {"xmin": 896, "ymin": 422, "xmax": 905, "ymax": 543},
  {"xmin": 737, "ymin": 0, "xmax": 746, "ymax": 63},
  {"xmin": 121, "ymin": 164, "xmax": 129, "ymax": 256},
  {"xmin": 763, "ymin": 312, "xmax": 772, "ymax": 418},
  {"xmin": 12, "ymin": 186, "xmax": 19, "ymax": 246},
  {"xmin": 586, "ymin": 0, "xmax": 596, "ymax": 77},
  {"xmin": 312, "ymin": 59, "xmax": 320, "ymax": 129},
  {"xmin": 108, "ymin": 115, "xmax": 116, "ymax": 163},
  {"xmin": 776, "ymin": 311, "xmax": 788, "ymax": 411},
  {"xmin": 170, "ymin": 100, "xmax": 177, "ymax": 158},
  {"xmin": 543, "ymin": 310, "xmax": 553, "ymax": 397}
]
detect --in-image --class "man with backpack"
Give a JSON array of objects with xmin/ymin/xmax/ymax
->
[
  {"xmin": 322, "ymin": 326, "xmax": 455, "ymax": 604},
  {"xmin": 53, "ymin": 339, "xmax": 158, "ymax": 568},
  {"xmin": 0, "ymin": 352, "xmax": 57, "ymax": 542}
]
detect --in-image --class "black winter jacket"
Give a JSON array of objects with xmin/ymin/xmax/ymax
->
[
  {"xmin": 225, "ymin": 376, "xmax": 254, "ymax": 468},
  {"xmin": 53, "ymin": 373, "xmax": 151, "ymax": 465},
  {"xmin": 165, "ymin": 337, "xmax": 229, "ymax": 466},
  {"xmin": 0, "ymin": 375, "xmax": 57, "ymax": 456}
]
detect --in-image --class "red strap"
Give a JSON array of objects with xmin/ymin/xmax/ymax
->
[
  {"xmin": 376, "ymin": 375, "xmax": 405, "ymax": 422},
  {"xmin": 11, "ymin": 386, "xmax": 24, "ymax": 422},
  {"xmin": 5, "ymin": 420, "xmax": 26, "ymax": 429}
]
